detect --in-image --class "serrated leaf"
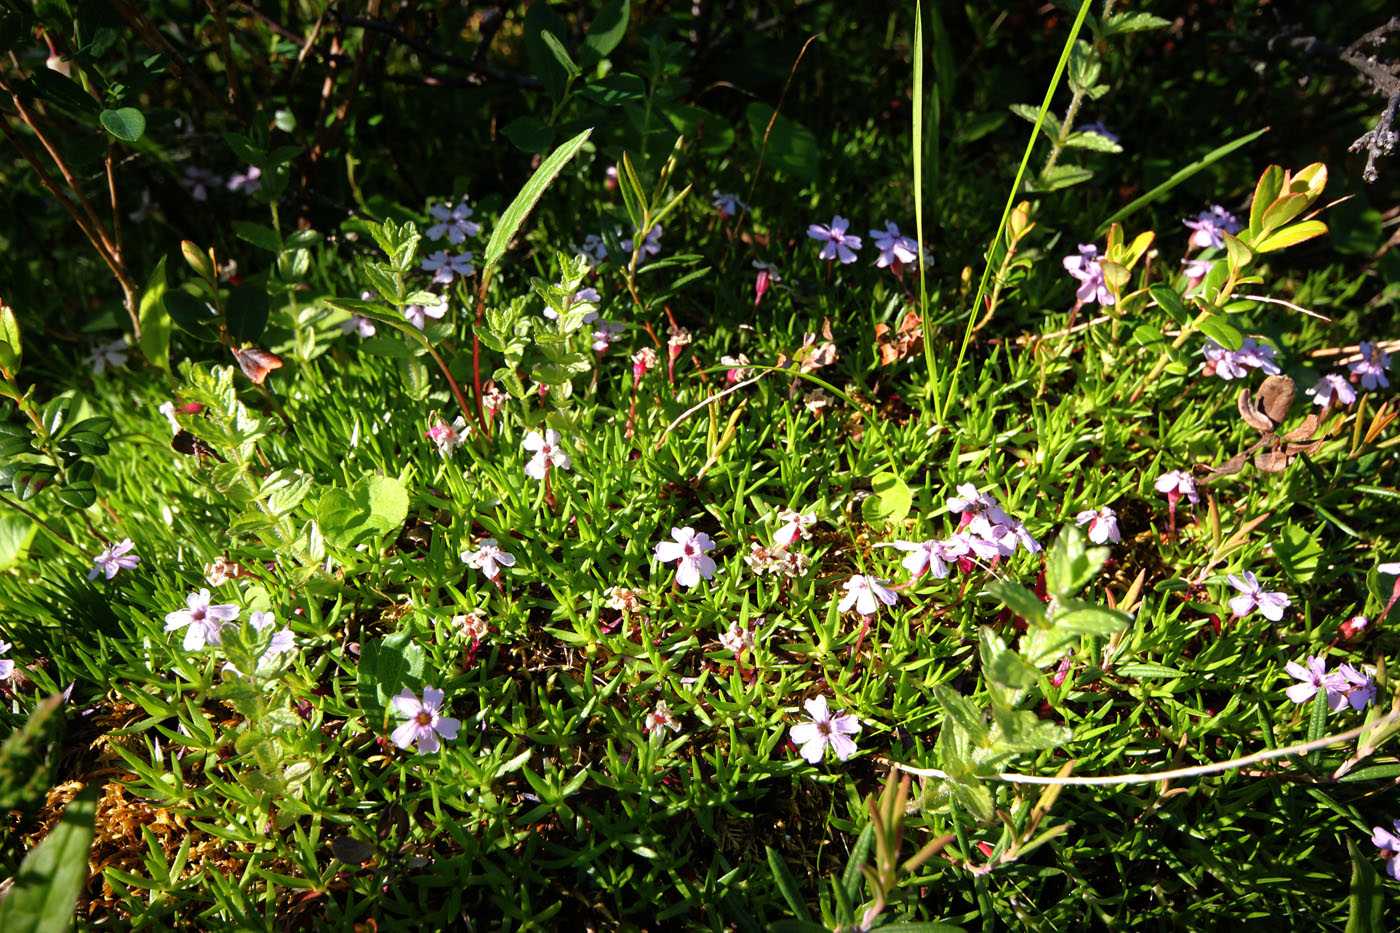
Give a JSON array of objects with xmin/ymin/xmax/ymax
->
[
  {"xmin": 485, "ymin": 129, "xmax": 592, "ymax": 272},
  {"xmin": 267, "ymin": 473, "xmax": 313, "ymax": 515},
  {"xmin": 1063, "ymin": 130, "xmax": 1122, "ymax": 152},
  {"xmin": 933, "ymin": 685, "xmax": 989, "ymax": 747},
  {"xmin": 1103, "ymin": 11, "xmax": 1170, "ymax": 34}
]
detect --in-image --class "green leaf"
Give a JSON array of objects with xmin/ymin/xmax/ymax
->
[
  {"xmin": 764, "ymin": 846, "xmax": 811, "ymax": 921},
  {"xmin": 233, "ymin": 221, "xmax": 282, "ymax": 253},
  {"xmin": 934, "ymin": 685, "xmax": 989, "ymax": 747},
  {"xmin": 484, "ymin": 128, "xmax": 593, "ymax": 272},
  {"xmin": 163, "ymin": 290, "xmax": 216, "ymax": 338},
  {"xmin": 1198, "ymin": 314, "xmax": 1243, "ymax": 351},
  {"xmin": 1254, "ymin": 220, "xmax": 1328, "ymax": 253},
  {"xmin": 948, "ymin": 779, "xmax": 993, "ymax": 822},
  {"xmin": 0, "ymin": 781, "xmax": 99, "ymax": 933},
  {"xmin": 357, "ymin": 631, "xmax": 428, "ymax": 729},
  {"xmin": 523, "ymin": 1, "xmax": 571, "ymax": 101},
  {"xmin": 744, "ymin": 103, "xmax": 819, "ymax": 183},
  {"xmin": 266, "ymin": 472, "xmax": 313, "ymax": 516},
  {"xmin": 1345, "ymin": 837, "xmax": 1384, "ymax": 933},
  {"xmin": 1148, "ymin": 284, "xmax": 1189, "ymax": 325},
  {"xmin": 1102, "ymin": 11, "xmax": 1170, "ymax": 34},
  {"xmin": 1114, "ymin": 662, "xmax": 1183, "ymax": 679},
  {"xmin": 859, "ymin": 471, "xmax": 912, "ymax": 529},
  {"xmin": 1038, "ymin": 164, "xmax": 1095, "ymax": 191},
  {"xmin": 317, "ymin": 475, "xmax": 409, "ymax": 549},
  {"xmin": 580, "ymin": 0, "xmax": 629, "ymax": 68},
  {"xmin": 501, "ymin": 115, "xmax": 556, "ymax": 153},
  {"xmin": 1062, "ymin": 130, "xmax": 1122, "ymax": 153},
  {"xmin": 578, "ymin": 73, "xmax": 646, "ymax": 108},
  {"xmin": 99, "ymin": 106, "xmax": 145, "ymax": 141},
  {"xmin": 225, "ymin": 284, "xmax": 270, "ymax": 343},
  {"xmin": 985, "ymin": 580, "xmax": 1047, "ymax": 626},
  {"xmin": 137, "ymin": 256, "xmax": 170, "ymax": 372},
  {"xmin": 1044, "ymin": 525, "xmax": 1106, "ymax": 598},
  {"xmin": 1248, "ymin": 165, "xmax": 1287, "ymax": 237},
  {"xmin": 1222, "ymin": 232, "xmax": 1253, "ymax": 273},
  {"xmin": 0, "ymin": 512, "xmax": 37, "ymax": 571},
  {"xmin": 0, "ymin": 301, "xmax": 21, "ymax": 374},
  {"xmin": 1056, "ymin": 604, "xmax": 1130, "ymax": 636},
  {"xmin": 538, "ymin": 30, "xmax": 580, "ymax": 79}
]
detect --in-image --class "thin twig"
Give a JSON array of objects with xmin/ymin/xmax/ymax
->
[
  {"xmin": 334, "ymin": 13, "xmax": 543, "ymax": 88},
  {"xmin": 1239, "ymin": 293, "xmax": 1333, "ymax": 322},
  {"xmin": 653, "ymin": 369, "xmax": 771, "ymax": 451}
]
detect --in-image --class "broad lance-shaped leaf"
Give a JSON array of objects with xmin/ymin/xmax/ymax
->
[
  {"xmin": 0, "ymin": 781, "xmax": 99, "ymax": 933},
  {"xmin": 485, "ymin": 128, "xmax": 593, "ymax": 272}
]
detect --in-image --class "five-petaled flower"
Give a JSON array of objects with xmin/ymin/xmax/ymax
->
[
  {"xmin": 403, "ymin": 296, "xmax": 448, "ymax": 331},
  {"xmin": 461, "ymin": 538, "xmax": 516, "ymax": 581},
  {"xmin": 892, "ymin": 539, "xmax": 953, "ymax": 579},
  {"xmin": 869, "ymin": 221, "xmax": 919, "ymax": 269},
  {"xmin": 838, "ymin": 574, "xmax": 899, "ymax": 615},
  {"xmin": 1371, "ymin": 821, "xmax": 1400, "ymax": 880},
  {"xmin": 789, "ymin": 695, "xmax": 861, "ymax": 763},
  {"xmin": 164, "ymin": 588, "xmax": 240, "ymax": 651},
  {"xmin": 1062, "ymin": 244, "xmax": 1115, "ymax": 306},
  {"xmin": 711, "ymin": 190, "xmax": 746, "ymax": 218},
  {"xmin": 1351, "ymin": 340, "xmax": 1392, "ymax": 391},
  {"xmin": 523, "ymin": 429, "xmax": 571, "ymax": 480},
  {"xmin": 1154, "ymin": 470, "xmax": 1200, "ymax": 506},
  {"xmin": 421, "ymin": 250, "xmax": 475, "ymax": 285},
  {"xmin": 1183, "ymin": 205, "xmax": 1241, "ymax": 249},
  {"xmin": 1227, "ymin": 571, "xmax": 1291, "ymax": 621},
  {"xmin": 426, "ymin": 199, "xmax": 481, "ymax": 244},
  {"xmin": 807, "ymin": 215, "xmax": 862, "ymax": 264},
  {"xmin": 720, "ymin": 620, "xmax": 754, "ymax": 655},
  {"xmin": 1075, "ymin": 507, "xmax": 1121, "ymax": 544},
  {"xmin": 1306, "ymin": 372, "xmax": 1357, "ymax": 408},
  {"xmin": 390, "ymin": 686, "xmax": 461, "ymax": 754},
  {"xmin": 88, "ymin": 538, "xmax": 140, "ymax": 581},
  {"xmin": 1337, "ymin": 663, "xmax": 1377, "ymax": 711},
  {"xmin": 1285, "ymin": 655, "xmax": 1346, "ymax": 707},
  {"xmin": 655, "ymin": 527, "xmax": 717, "ymax": 588}
]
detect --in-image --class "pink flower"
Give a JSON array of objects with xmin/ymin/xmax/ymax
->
[
  {"xmin": 1284, "ymin": 655, "xmax": 1347, "ymax": 708},
  {"xmin": 88, "ymin": 538, "xmax": 140, "ymax": 581},
  {"xmin": 789, "ymin": 696, "xmax": 860, "ymax": 763},
  {"xmin": 461, "ymin": 538, "xmax": 517, "ymax": 581},
  {"xmin": 891, "ymin": 539, "xmax": 953, "ymax": 579},
  {"xmin": 1074, "ymin": 507, "xmax": 1121, "ymax": 544},
  {"xmin": 425, "ymin": 416, "xmax": 467, "ymax": 458},
  {"xmin": 523, "ymin": 429, "xmax": 571, "ymax": 480},
  {"xmin": 0, "ymin": 639, "xmax": 14, "ymax": 682},
  {"xmin": 1371, "ymin": 821, "xmax": 1400, "ymax": 880},
  {"xmin": 390, "ymin": 686, "xmax": 461, "ymax": 754},
  {"xmin": 838, "ymin": 574, "xmax": 898, "ymax": 615},
  {"xmin": 753, "ymin": 261, "xmax": 779, "ymax": 307},
  {"xmin": 773, "ymin": 509, "xmax": 817, "ymax": 547},
  {"xmin": 1350, "ymin": 341, "xmax": 1391, "ymax": 391},
  {"xmin": 1154, "ymin": 470, "xmax": 1199, "ymax": 506},
  {"xmin": 164, "ymin": 588, "xmax": 240, "ymax": 651},
  {"xmin": 1227, "ymin": 571, "xmax": 1291, "ymax": 621},
  {"xmin": 645, "ymin": 700, "xmax": 682, "ymax": 734},
  {"xmin": 227, "ymin": 165, "xmax": 262, "ymax": 194},
  {"xmin": 655, "ymin": 527, "xmax": 717, "ymax": 588},
  {"xmin": 807, "ymin": 215, "xmax": 862, "ymax": 264}
]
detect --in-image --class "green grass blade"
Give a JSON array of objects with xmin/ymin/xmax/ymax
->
[
  {"xmin": 943, "ymin": 0, "xmax": 1093, "ymax": 419},
  {"xmin": 0, "ymin": 782, "xmax": 100, "ymax": 933},
  {"xmin": 766, "ymin": 845, "xmax": 813, "ymax": 921},
  {"xmin": 484, "ymin": 127, "xmax": 593, "ymax": 272},
  {"xmin": 1345, "ymin": 837, "xmax": 1384, "ymax": 933},
  {"xmin": 1094, "ymin": 126, "xmax": 1269, "ymax": 235},
  {"xmin": 913, "ymin": 0, "xmax": 939, "ymax": 413}
]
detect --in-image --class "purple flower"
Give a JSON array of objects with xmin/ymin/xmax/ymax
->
[
  {"xmin": 621, "ymin": 225, "xmax": 663, "ymax": 266},
  {"xmin": 578, "ymin": 234, "xmax": 608, "ymax": 264},
  {"xmin": 789, "ymin": 695, "xmax": 861, "ymax": 763},
  {"xmin": 426, "ymin": 199, "xmax": 481, "ymax": 244},
  {"xmin": 183, "ymin": 166, "xmax": 221, "ymax": 201},
  {"xmin": 1183, "ymin": 205, "xmax": 1241, "ymax": 250},
  {"xmin": 421, "ymin": 250, "xmax": 475, "ymax": 285},
  {"xmin": 461, "ymin": 538, "xmax": 517, "ymax": 581},
  {"xmin": 1284, "ymin": 655, "xmax": 1347, "ymax": 707},
  {"xmin": 1154, "ymin": 470, "xmax": 1199, "ymax": 506},
  {"xmin": 88, "ymin": 538, "xmax": 140, "ymax": 581},
  {"xmin": 1075, "ymin": 507, "xmax": 1121, "ymax": 544},
  {"xmin": 807, "ymin": 215, "xmax": 862, "ymax": 264},
  {"xmin": 340, "ymin": 314, "xmax": 377, "ymax": 338},
  {"xmin": 390, "ymin": 686, "xmax": 461, "ymax": 754},
  {"xmin": 1079, "ymin": 120, "xmax": 1118, "ymax": 143},
  {"xmin": 1183, "ymin": 258, "xmax": 1215, "ymax": 280},
  {"xmin": 0, "ymin": 639, "xmax": 13, "ymax": 682},
  {"xmin": 711, "ymin": 190, "xmax": 746, "ymax": 218},
  {"xmin": 1306, "ymin": 373, "xmax": 1357, "ymax": 408},
  {"xmin": 947, "ymin": 483, "xmax": 1009, "ymax": 530},
  {"xmin": 591, "ymin": 320, "xmax": 625, "ymax": 352},
  {"xmin": 1371, "ymin": 821, "xmax": 1400, "ymax": 880},
  {"xmin": 403, "ymin": 296, "xmax": 448, "ymax": 331},
  {"xmin": 1062, "ymin": 243, "xmax": 1115, "ymax": 306},
  {"xmin": 523, "ymin": 429, "xmax": 571, "ymax": 480},
  {"xmin": 227, "ymin": 165, "xmax": 262, "ymax": 195},
  {"xmin": 1202, "ymin": 337, "xmax": 1280, "ymax": 381},
  {"xmin": 1351, "ymin": 341, "xmax": 1392, "ymax": 391},
  {"xmin": 223, "ymin": 610, "xmax": 297, "ymax": 678},
  {"xmin": 838, "ymin": 574, "xmax": 899, "ymax": 615},
  {"xmin": 892, "ymin": 539, "xmax": 953, "ymax": 579},
  {"xmin": 869, "ymin": 221, "xmax": 919, "ymax": 269},
  {"xmin": 1338, "ymin": 663, "xmax": 1377, "ymax": 711},
  {"xmin": 1228, "ymin": 571, "xmax": 1291, "ymax": 621},
  {"xmin": 654, "ymin": 527, "xmax": 717, "ymax": 588},
  {"xmin": 164, "ymin": 588, "xmax": 240, "ymax": 651}
]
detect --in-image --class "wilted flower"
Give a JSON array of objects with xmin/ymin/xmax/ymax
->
[
  {"xmin": 838, "ymin": 574, "xmax": 898, "ymax": 615},
  {"xmin": 645, "ymin": 700, "xmax": 681, "ymax": 734},
  {"xmin": 461, "ymin": 538, "xmax": 516, "ymax": 581},
  {"xmin": 88, "ymin": 538, "xmax": 140, "ymax": 581},
  {"xmin": 1351, "ymin": 340, "xmax": 1392, "ymax": 391},
  {"xmin": 85, "ymin": 338, "xmax": 129, "ymax": 375},
  {"xmin": 1075, "ymin": 507, "xmax": 1121, "ymax": 544},
  {"xmin": 403, "ymin": 296, "xmax": 448, "ymax": 331},
  {"xmin": 523, "ymin": 429, "xmax": 571, "ymax": 480},
  {"xmin": 453, "ymin": 609, "xmax": 490, "ymax": 642},
  {"xmin": 426, "ymin": 416, "xmax": 468, "ymax": 458},
  {"xmin": 773, "ymin": 509, "xmax": 817, "ymax": 547},
  {"xmin": 605, "ymin": 587, "xmax": 644, "ymax": 613},
  {"xmin": 421, "ymin": 250, "xmax": 474, "ymax": 285},
  {"xmin": 1062, "ymin": 243, "xmax": 1115, "ymax": 306},
  {"xmin": 712, "ymin": 190, "xmax": 746, "ymax": 218},
  {"xmin": 803, "ymin": 388, "xmax": 834, "ymax": 414},
  {"xmin": 164, "ymin": 589, "xmax": 240, "ymax": 651},
  {"xmin": 1227, "ymin": 571, "xmax": 1291, "ymax": 621},
  {"xmin": 427, "ymin": 199, "xmax": 481, "ymax": 244},
  {"xmin": 869, "ymin": 221, "xmax": 919, "ymax": 269},
  {"xmin": 390, "ymin": 686, "xmax": 460, "ymax": 754},
  {"xmin": 807, "ymin": 215, "xmax": 862, "ymax": 264},
  {"xmin": 205, "ymin": 556, "xmax": 249, "ymax": 587},
  {"xmin": 655, "ymin": 527, "xmax": 717, "ymax": 588},
  {"xmin": 721, "ymin": 354, "xmax": 752, "ymax": 384},
  {"xmin": 234, "ymin": 347, "xmax": 283, "ymax": 385},
  {"xmin": 789, "ymin": 695, "xmax": 860, "ymax": 763},
  {"xmin": 632, "ymin": 347, "xmax": 658, "ymax": 381},
  {"xmin": 1306, "ymin": 373, "xmax": 1356, "ymax": 408},
  {"xmin": 719, "ymin": 620, "xmax": 754, "ymax": 655},
  {"xmin": 1183, "ymin": 205, "xmax": 1241, "ymax": 250}
]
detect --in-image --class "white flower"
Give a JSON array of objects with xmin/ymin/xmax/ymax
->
[
  {"xmin": 1074, "ymin": 506, "xmax": 1121, "ymax": 544},
  {"xmin": 390, "ymin": 687, "xmax": 461, "ymax": 754},
  {"xmin": 789, "ymin": 696, "xmax": 860, "ymax": 763},
  {"xmin": 163, "ymin": 589, "xmax": 240, "ymax": 651},
  {"xmin": 522, "ymin": 429, "xmax": 571, "ymax": 480},
  {"xmin": 646, "ymin": 700, "xmax": 681, "ymax": 734},
  {"xmin": 426, "ymin": 416, "xmax": 468, "ymax": 457},
  {"xmin": 719, "ymin": 621, "xmax": 754, "ymax": 654},
  {"xmin": 1154, "ymin": 470, "xmax": 1199, "ymax": 505},
  {"xmin": 461, "ymin": 538, "xmax": 517, "ymax": 581},
  {"xmin": 892, "ymin": 539, "xmax": 953, "ymax": 579},
  {"xmin": 838, "ymin": 574, "xmax": 899, "ymax": 615},
  {"xmin": 85, "ymin": 338, "xmax": 129, "ymax": 375}
]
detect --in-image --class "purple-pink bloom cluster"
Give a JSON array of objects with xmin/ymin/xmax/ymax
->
[
  {"xmin": 1062, "ymin": 244, "xmax": 1115, "ymax": 306},
  {"xmin": 789, "ymin": 695, "xmax": 861, "ymax": 763},
  {"xmin": 1202, "ymin": 337, "xmax": 1280, "ymax": 381},
  {"xmin": 164, "ymin": 589, "xmax": 240, "ymax": 651},
  {"xmin": 1183, "ymin": 205, "xmax": 1241, "ymax": 250},
  {"xmin": 1351, "ymin": 340, "xmax": 1392, "ymax": 391},
  {"xmin": 1285, "ymin": 655, "xmax": 1375, "ymax": 712},
  {"xmin": 88, "ymin": 538, "xmax": 140, "ymax": 581}
]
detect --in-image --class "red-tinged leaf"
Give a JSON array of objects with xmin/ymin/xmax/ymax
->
[
  {"xmin": 234, "ymin": 347, "xmax": 284, "ymax": 384},
  {"xmin": 1254, "ymin": 220, "xmax": 1328, "ymax": 253}
]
